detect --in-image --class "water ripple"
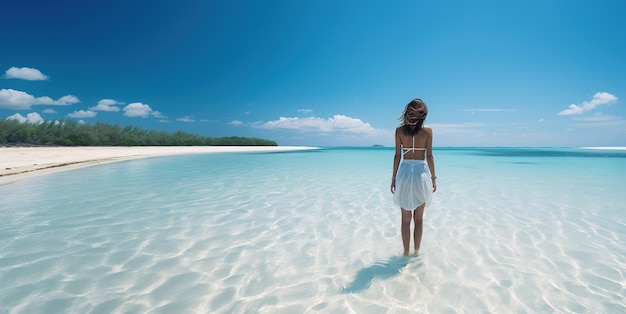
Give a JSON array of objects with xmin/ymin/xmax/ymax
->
[{"xmin": 0, "ymin": 150, "xmax": 624, "ymax": 313}]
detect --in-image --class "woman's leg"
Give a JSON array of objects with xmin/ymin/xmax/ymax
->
[
  {"xmin": 401, "ymin": 209, "xmax": 412, "ymax": 255},
  {"xmin": 413, "ymin": 204, "xmax": 425, "ymax": 253}
]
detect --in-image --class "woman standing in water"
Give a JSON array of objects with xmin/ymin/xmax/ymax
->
[{"xmin": 391, "ymin": 98, "xmax": 437, "ymax": 256}]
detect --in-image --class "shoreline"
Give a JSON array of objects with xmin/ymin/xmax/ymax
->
[
  {"xmin": 580, "ymin": 146, "xmax": 626, "ymax": 150},
  {"xmin": 0, "ymin": 146, "xmax": 318, "ymax": 184}
]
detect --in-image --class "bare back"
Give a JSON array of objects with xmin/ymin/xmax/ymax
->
[{"xmin": 395, "ymin": 126, "xmax": 433, "ymax": 160}]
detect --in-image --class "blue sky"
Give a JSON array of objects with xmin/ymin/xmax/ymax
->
[{"xmin": 1, "ymin": 0, "xmax": 624, "ymax": 147}]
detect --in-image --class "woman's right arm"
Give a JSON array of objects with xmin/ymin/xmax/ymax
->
[{"xmin": 391, "ymin": 128, "xmax": 401, "ymax": 193}]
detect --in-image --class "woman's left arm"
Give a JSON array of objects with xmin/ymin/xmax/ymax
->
[{"xmin": 425, "ymin": 127, "xmax": 437, "ymax": 192}]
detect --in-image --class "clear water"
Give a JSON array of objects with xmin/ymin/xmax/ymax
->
[{"xmin": 0, "ymin": 147, "xmax": 624, "ymax": 313}]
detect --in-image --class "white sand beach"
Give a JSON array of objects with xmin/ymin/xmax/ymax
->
[{"xmin": 0, "ymin": 146, "xmax": 317, "ymax": 184}]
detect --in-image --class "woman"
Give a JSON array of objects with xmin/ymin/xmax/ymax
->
[{"xmin": 391, "ymin": 98, "xmax": 437, "ymax": 256}]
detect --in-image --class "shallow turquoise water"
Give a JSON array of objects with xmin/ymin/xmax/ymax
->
[{"xmin": 0, "ymin": 147, "xmax": 624, "ymax": 313}]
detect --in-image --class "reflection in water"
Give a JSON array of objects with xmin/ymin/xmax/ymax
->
[{"xmin": 341, "ymin": 256, "xmax": 417, "ymax": 293}]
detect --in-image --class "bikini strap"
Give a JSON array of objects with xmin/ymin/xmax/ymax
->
[{"xmin": 402, "ymin": 135, "xmax": 428, "ymax": 158}]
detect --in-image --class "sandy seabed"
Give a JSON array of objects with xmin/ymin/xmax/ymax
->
[
  {"xmin": 1, "ymin": 147, "xmax": 624, "ymax": 312},
  {"xmin": 0, "ymin": 146, "xmax": 317, "ymax": 184}
]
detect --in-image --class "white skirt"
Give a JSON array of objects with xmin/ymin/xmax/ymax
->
[{"xmin": 393, "ymin": 159, "xmax": 433, "ymax": 210}]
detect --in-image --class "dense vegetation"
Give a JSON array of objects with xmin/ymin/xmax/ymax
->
[{"xmin": 0, "ymin": 119, "xmax": 277, "ymax": 146}]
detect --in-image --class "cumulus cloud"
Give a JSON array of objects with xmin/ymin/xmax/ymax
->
[
  {"xmin": 558, "ymin": 92, "xmax": 618, "ymax": 115},
  {"xmin": 90, "ymin": 99, "xmax": 122, "ymax": 112},
  {"xmin": 68, "ymin": 110, "xmax": 97, "ymax": 118},
  {"xmin": 123, "ymin": 102, "xmax": 163, "ymax": 118},
  {"xmin": 57, "ymin": 95, "xmax": 79, "ymax": 104},
  {"xmin": 229, "ymin": 120, "xmax": 243, "ymax": 126},
  {"xmin": 4, "ymin": 67, "xmax": 48, "ymax": 80},
  {"xmin": 0, "ymin": 88, "xmax": 79, "ymax": 110},
  {"xmin": 43, "ymin": 109, "xmax": 57, "ymax": 114},
  {"xmin": 176, "ymin": 116, "xmax": 195, "ymax": 122},
  {"xmin": 6, "ymin": 112, "xmax": 44, "ymax": 124},
  {"xmin": 257, "ymin": 114, "xmax": 380, "ymax": 135}
]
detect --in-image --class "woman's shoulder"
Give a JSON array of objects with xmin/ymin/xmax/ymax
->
[{"xmin": 422, "ymin": 125, "xmax": 433, "ymax": 134}]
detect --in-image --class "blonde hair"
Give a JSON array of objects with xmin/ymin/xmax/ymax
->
[{"xmin": 399, "ymin": 98, "xmax": 428, "ymax": 135}]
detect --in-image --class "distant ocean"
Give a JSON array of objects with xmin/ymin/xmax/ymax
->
[{"xmin": 1, "ymin": 147, "xmax": 624, "ymax": 313}]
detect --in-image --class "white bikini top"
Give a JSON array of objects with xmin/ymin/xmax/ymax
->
[{"xmin": 403, "ymin": 135, "xmax": 426, "ymax": 157}]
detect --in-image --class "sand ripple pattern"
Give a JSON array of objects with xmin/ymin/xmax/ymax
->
[{"xmin": 0, "ymin": 149, "xmax": 624, "ymax": 313}]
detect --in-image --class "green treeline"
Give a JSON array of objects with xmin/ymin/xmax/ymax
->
[{"xmin": 0, "ymin": 119, "xmax": 277, "ymax": 146}]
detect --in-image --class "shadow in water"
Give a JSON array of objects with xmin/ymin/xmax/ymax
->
[{"xmin": 340, "ymin": 255, "xmax": 416, "ymax": 294}]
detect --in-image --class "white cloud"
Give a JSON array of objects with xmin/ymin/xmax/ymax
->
[
  {"xmin": 57, "ymin": 95, "xmax": 79, "ymax": 104},
  {"xmin": 574, "ymin": 114, "xmax": 617, "ymax": 122},
  {"xmin": 68, "ymin": 110, "xmax": 97, "ymax": 118},
  {"xmin": 570, "ymin": 114, "xmax": 626, "ymax": 128},
  {"xmin": 428, "ymin": 123, "xmax": 485, "ymax": 135},
  {"xmin": 123, "ymin": 102, "xmax": 163, "ymax": 118},
  {"xmin": 4, "ymin": 67, "xmax": 48, "ymax": 80},
  {"xmin": 0, "ymin": 88, "xmax": 79, "ymax": 110},
  {"xmin": 176, "ymin": 116, "xmax": 195, "ymax": 122},
  {"xmin": 298, "ymin": 109, "xmax": 313, "ymax": 114},
  {"xmin": 90, "ymin": 99, "xmax": 122, "ymax": 112},
  {"xmin": 229, "ymin": 120, "xmax": 243, "ymax": 126},
  {"xmin": 257, "ymin": 114, "xmax": 381, "ymax": 135},
  {"xmin": 462, "ymin": 108, "xmax": 518, "ymax": 112},
  {"xmin": 43, "ymin": 109, "xmax": 57, "ymax": 114},
  {"xmin": 6, "ymin": 112, "xmax": 44, "ymax": 124},
  {"xmin": 558, "ymin": 92, "xmax": 618, "ymax": 115}
]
